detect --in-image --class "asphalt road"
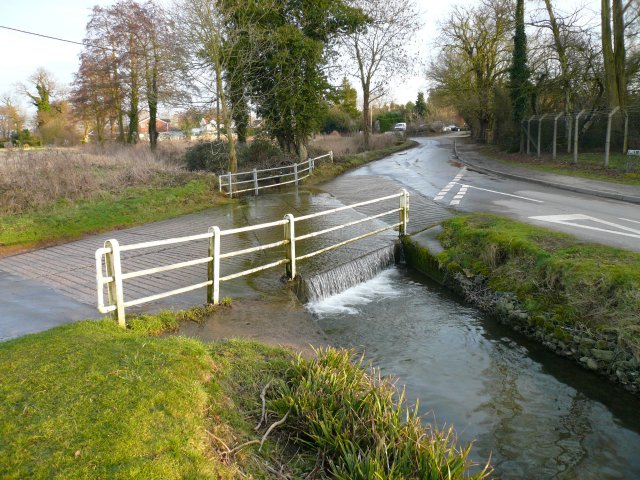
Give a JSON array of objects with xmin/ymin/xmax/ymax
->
[{"xmin": 346, "ymin": 135, "xmax": 640, "ymax": 252}]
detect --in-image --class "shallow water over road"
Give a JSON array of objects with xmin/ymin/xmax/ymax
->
[{"xmin": 307, "ymin": 267, "xmax": 640, "ymax": 479}]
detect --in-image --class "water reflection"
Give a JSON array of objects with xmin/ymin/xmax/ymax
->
[{"xmin": 307, "ymin": 267, "xmax": 640, "ymax": 479}]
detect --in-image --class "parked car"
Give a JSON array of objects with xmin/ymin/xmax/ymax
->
[
  {"xmin": 446, "ymin": 125, "xmax": 460, "ymax": 132},
  {"xmin": 394, "ymin": 122, "xmax": 407, "ymax": 131}
]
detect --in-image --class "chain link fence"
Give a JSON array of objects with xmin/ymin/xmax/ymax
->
[{"xmin": 520, "ymin": 104, "xmax": 640, "ymax": 172}]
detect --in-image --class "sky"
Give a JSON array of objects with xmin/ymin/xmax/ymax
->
[{"xmin": 0, "ymin": 0, "xmax": 600, "ymax": 114}]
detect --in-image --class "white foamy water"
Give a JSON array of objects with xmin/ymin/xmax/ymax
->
[{"xmin": 306, "ymin": 267, "xmax": 403, "ymax": 316}]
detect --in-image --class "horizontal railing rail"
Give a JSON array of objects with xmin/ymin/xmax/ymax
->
[
  {"xmin": 218, "ymin": 151, "xmax": 333, "ymax": 197},
  {"xmin": 96, "ymin": 188, "xmax": 408, "ymax": 327}
]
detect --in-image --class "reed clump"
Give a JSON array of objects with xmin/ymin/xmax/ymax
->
[{"xmin": 272, "ymin": 347, "xmax": 491, "ymax": 479}]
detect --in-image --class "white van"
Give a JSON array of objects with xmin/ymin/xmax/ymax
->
[{"xmin": 394, "ymin": 122, "xmax": 407, "ymax": 131}]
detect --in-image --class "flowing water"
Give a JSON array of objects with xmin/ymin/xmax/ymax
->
[{"xmin": 306, "ymin": 266, "xmax": 640, "ymax": 479}]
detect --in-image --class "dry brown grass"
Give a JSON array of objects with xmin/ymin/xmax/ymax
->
[
  {"xmin": 309, "ymin": 133, "xmax": 400, "ymax": 157},
  {"xmin": 0, "ymin": 143, "xmax": 192, "ymax": 215}
]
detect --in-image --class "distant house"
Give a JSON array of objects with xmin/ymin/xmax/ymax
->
[{"xmin": 139, "ymin": 116, "xmax": 172, "ymax": 134}]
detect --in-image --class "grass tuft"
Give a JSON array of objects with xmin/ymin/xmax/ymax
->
[{"xmin": 271, "ymin": 347, "xmax": 491, "ymax": 479}]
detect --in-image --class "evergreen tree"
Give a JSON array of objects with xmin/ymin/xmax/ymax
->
[
  {"xmin": 509, "ymin": 0, "xmax": 530, "ymax": 126},
  {"xmin": 415, "ymin": 91, "xmax": 427, "ymax": 117}
]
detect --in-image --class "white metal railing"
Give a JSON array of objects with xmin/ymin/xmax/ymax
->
[
  {"xmin": 218, "ymin": 151, "xmax": 333, "ymax": 196},
  {"xmin": 95, "ymin": 189, "xmax": 409, "ymax": 326}
]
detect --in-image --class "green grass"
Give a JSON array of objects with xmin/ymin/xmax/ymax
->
[
  {"xmin": 0, "ymin": 314, "xmax": 299, "ymax": 479},
  {"xmin": 0, "ymin": 310, "xmax": 487, "ymax": 479},
  {"xmin": 432, "ymin": 214, "xmax": 640, "ymax": 345},
  {"xmin": 479, "ymin": 145, "xmax": 640, "ymax": 185},
  {"xmin": 0, "ymin": 178, "xmax": 218, "ymax": 249},
  {"xmin": 309, "ymin": 140, "xmax": 418, "ymax": 184}
]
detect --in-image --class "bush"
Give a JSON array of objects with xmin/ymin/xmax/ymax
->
[
  {"xmin": 184, "ymin": 140, "xmax": 230, "ymax": 172},
  {"xmin": 238, "ymin": 139, "xmax": 293, "ymax": 168},
  {"xmin": 185, "ymin": 139, "xmax": 295, "ymax": 173}
]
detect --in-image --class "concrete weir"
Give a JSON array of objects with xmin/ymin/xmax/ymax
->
[{"xmin": 295, "ymin": 244, "xmax": 400, "ymax": 304}]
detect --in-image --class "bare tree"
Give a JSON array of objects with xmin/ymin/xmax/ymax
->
[
  {"xmin": 342, "ymin": 0, "xmax": 420, "ymax": 149},
  {"xmin": 428, "ymin": 0, "xmax": 513, "ymax": 142}
]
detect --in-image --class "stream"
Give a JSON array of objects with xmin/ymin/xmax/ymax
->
[{"xmin": 306, "ymin": 266, "xmax": 640, "ymax": 479}]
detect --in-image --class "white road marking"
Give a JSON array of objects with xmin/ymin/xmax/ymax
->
[
  {"xmin": 530, "ymin": 214, "xmax": 640, "ymax": 239},
  {"xmin": 450, "ymin": 200, "xmax": 460, "ymax": 205},
  {"xmin": 434, "ymin": 167, "xmax": 466, "ymax": 202},
  {"xmin": 620, "ymin": 218, "xmax": 640, "ymax": 225},
  {"xmin": 465, "ymin": 185, "xmax": 544, "ymax": 203}
]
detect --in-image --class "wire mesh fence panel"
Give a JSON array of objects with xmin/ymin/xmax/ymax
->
[{"xmin": 518, "ymin": 104, "xmax": 640, "ymax": 174}]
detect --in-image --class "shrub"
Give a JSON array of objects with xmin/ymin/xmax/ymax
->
[
  {"xmin": 184, "ymin": 140, "xmax": 230, "ymax": 172},
  {"xmin": 238, "ymin": 139, "xmax": 293, "ymax": 169}
]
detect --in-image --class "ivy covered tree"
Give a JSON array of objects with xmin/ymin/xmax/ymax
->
[
  {"xmin": 230, "ymin": 0, "xmax": 367, "ymax": 158},
  {"xmin": 509, "ymin": 0, "xmax": 530, "ymax": 128}
]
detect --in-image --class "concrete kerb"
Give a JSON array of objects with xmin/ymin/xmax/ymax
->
[{"xmin": 452, "ymin": 142, "xmax": 640, "ymax": 206}]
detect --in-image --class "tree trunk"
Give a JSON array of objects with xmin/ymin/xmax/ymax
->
[
  {"xmin": 602, "ymin": 0, "xmax": 619, "ymax": 107},
  {"xmin": 362, "ymin": 88, "xmax": 370, "ymax": 150},
  {"xmin": 146, "ymin": 44, "xmax": 159, "ymax": 151},
  {"xmin": 215, "ymin": 56, "xmax": 236, "ymax": 176},
  {"xmin": 127, "ymin": 34, "xmax": 139, "ymax": 144},
  {"xmin": 612, "ymin": 0, "xmax": 626, "ymax": 109}
]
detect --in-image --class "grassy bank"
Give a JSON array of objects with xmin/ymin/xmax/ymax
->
[
  {"xmin": 308, "ymin": 139, "xmax": 418, "ymax": 184},
  {"xmin": 0, "ymin": 177, "xmax": 219, "ymax": 250},
  {"xmin": 411, "ymin": 214, "xmax": 640, "ymax": 351},
  {"xmin": 478, "ymin": 144, "xmax": 640, "ymax": 185},
  {"xmin": 0, "ymin": 311, "xmax": 487, "ymax": 479}
]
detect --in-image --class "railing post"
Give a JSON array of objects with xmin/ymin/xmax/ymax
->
[
  {"xmin": 253, "ymin": 168, "xmax": 259, "ymax": 196},
  {"xmin": 330, "ymin": 150, "xmax": 334, "ymax": 164},
  {"xmin": 520, "ymin": 120, "xmax": 525, "ymax": 154},
  {"xmin": 104, "ymin": 239, "xmax": 125, "ymax": 327},
  {"xmin": 207, "ymin": 226, "xmax": 221, "ymax": 305},
  {"xmin": 294, "ymin": 163, "xmax": 299, "ymax": 186},
  {"xmin": 604, "ymin": 106, "xmax": 620, "ymax": 168},
  {"xmin": 228, "ymin": 172, "xmax": 233, "ymax": 198},
  {"xmin": 283, "ymin": 213, "xmax": 296, "ymax": 279},
  {"xmin": 310, "ymin": 157, "xmax": 314, "ymax": 174},
  {"xmin": 400, "ymin": 189, "xmax": 409, "ymax": 236},
  {"xmin": 573, "ymin": 109, "xmax": 586, "ymax": 164},
  {"xmin": 527, "ymin": 116, "xmax": 533, "ymax": 155},
  {"xmin": 218, "ymin": 174, "xmax": 222, "ymax": 193}
]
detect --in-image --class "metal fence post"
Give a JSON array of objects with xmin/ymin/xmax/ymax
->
[
  {"xmin": 218, "ymin": 175, "xmax": 222, "ymax": 193},
  {"xmin": 537, "ymin": 114, "xmax": 547, "ymax": 158},
  {"xmin": 294, "ymin": 163, "xmax": 299, "ymax": 186},
  {"xmin": 400, "ymin": 189, "xmax": 410, "ymax": 236},
  {"xmin": 228, "ymin": 172, "xmax": 233, "ymax": 197},
  {"xmin": 283, "ymin": 213, "xmax": 296, "ymax": 279},
  {"xmin": 573, "ymin": 109, "xmax": 586, "ymax": 164},
  {"xmin": 552, "ymin": 112, "xmax": 563, "ymax": 160},
  {"xmin": 527, "ymin": 116, "xmax": 533, "ymax": 155},
  {"xmin": 566, "ymin": 114, "xmax": 572, "ymax": 153},
  {"xmin": 520, "ymin": 120, "xmax": 525, "ymax": 154},
  {"xmin": 104, "ymin": 239, "xmax": 125, "ymax": 327},
  {"xmin": 623, "ymin": 109, "xmax": 629, "ymax": 154},
  {"xmin": 207, "ymin": 226, "xmax": 221, "ymax": 304},
  {"xmin": 253, "ymin": 169, "xmax": 259, "ymax": 195},
  {"xmin": 310, "ymin": 157, "xmax": 314, "ymax": 174},
  {"xmin": 604, "ymin": 106, "xmax": 620, "ymax": 168}
]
